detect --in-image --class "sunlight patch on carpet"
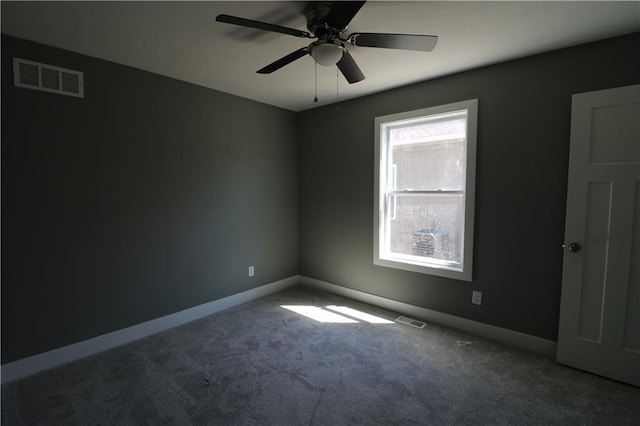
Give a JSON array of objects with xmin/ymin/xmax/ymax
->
[
  {"xmin": 325, "ymin": 305, "xmax": 394, "ymax": 324},
  {"xmin": 281, "ymin": 305, "xmax": 394, "ymax": 324}
]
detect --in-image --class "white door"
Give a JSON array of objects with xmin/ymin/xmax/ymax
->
[{"xmin": 557, "ymin": 84, "xmax": 640, "ymax": 387}]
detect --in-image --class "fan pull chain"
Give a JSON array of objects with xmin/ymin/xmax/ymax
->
[
  {"xmin": 336, "ymin": 67, "xmax": 340, "ymax": 111},
  {"xmin": 314, "ymin": 62, "xmax": 318, "ymax": 103}
]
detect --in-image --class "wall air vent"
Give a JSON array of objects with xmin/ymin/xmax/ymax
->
[{"xmin": 13, "ymin": 57, "xmax": 84, "ymax": 98}]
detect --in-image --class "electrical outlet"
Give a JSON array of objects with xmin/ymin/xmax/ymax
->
[
  {"xmin": 248, "ymin": 266, "xmax": 254, "ymax": 277},
  {"xmin": 472, "ymin": 291, "xmax": 482, "ymax": 305}
]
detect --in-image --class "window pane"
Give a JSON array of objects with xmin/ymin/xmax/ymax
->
[
  {"xmin": 387, "ymin": 194, "xmax": 463, "ymax": 264},
  {"xmin": 375, "ymin": 99, "xmax": 477, "ymax": 280},
  {"xmin": 391, "ymin": 139, "xmax": 465, "ymax": 191},
  {"xmin": 389, "ymin": 117, "xmax": 466, "ymax": 144}
]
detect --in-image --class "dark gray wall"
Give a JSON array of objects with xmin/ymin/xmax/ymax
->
[
  {"xmin": 1, "ymin": 35, "xmax": 298, "ymax": 363},
  {"xmin": 298, "ymin": 32, "xmax": 640, "ymax": 341},
  {"xmin": 3, "ymin": 32, "xmax": 639, "ymax": 365}
]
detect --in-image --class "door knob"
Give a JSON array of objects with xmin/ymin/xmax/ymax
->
[{"xmin": 567, "ymin": 242, "xmax": 581, "ymax": 252}]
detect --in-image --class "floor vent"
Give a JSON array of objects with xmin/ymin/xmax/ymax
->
[
  {"xmin": 13, "ymin": 57, "xmax": 84, "ymax": 98},
  {"xmin": 396, "ymin": 316, "xmax": 426, "ymax": 329}
]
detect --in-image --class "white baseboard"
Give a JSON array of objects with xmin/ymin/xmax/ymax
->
[
  {"xmin": 3, "ymin": 275, "xmax": 556, "ymax": 384},
  {"xmin": 300, "ymin": 276, "xmax": 557, "ymax": 358},
  {"xmin": 1, "ymin": 275, "xmax": 300, "ymax": 384}
]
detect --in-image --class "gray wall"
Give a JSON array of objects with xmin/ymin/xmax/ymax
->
[
  {"xmin": 1, "ymin": 35, "xmax": 298, "ymax": 363},
  {"xmin": 298, "ymin": 32, "xmax": 640, "ymax": 341},
  {"xmin": 3, "ymin": 31, "xmax": 639, "ymax": 364}
]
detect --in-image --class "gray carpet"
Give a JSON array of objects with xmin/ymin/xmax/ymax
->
[{"xmin": 2, "ymin": 285, "xmax": 639, "ymax": 425}]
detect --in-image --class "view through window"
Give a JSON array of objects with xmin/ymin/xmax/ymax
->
[{"xmin": 374, "ymin": 99, "xmax": 478, "ymax": 281}]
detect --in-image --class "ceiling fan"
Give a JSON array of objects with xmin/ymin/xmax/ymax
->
[{"xmin": 216, "ymin": 1, "xmax": 438, "ymax": 84}]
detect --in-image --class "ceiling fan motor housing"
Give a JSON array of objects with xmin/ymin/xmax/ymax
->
[
  {"xmin": 304, "ymin": 2, "xmax": 351, "ymax": 66},
  {"xmin": 304, "ymin": 2, "xmax": 342, "ymax": 36}
]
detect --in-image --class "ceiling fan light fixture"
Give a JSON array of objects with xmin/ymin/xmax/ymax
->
[{"xmin": 311, "ymin": 42, "xmax": 344, "ymax": 66}]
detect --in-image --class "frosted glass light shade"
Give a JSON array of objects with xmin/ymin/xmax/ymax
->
[{"xmin": 311, "ymin": 43, "xmax": 344, "ymax": 66}]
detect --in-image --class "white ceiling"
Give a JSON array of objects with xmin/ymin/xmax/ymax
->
[{"xmin": 2, "ymin": 1, "xmax": 639, "ymax": 111}]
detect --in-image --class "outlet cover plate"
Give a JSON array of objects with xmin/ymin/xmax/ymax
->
[{"xmin": 472, "ymin": 291, "xmax": 482, "ymax": 305}]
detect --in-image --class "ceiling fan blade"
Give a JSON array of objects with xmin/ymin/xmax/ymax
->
[
  {"xmin": 348, "ymin": 33, "xmax": 438, "ymax": 52},
  {"xmin": 337, "ymin": 50, "xmax": 365, "ymax": 84},
  {"xmin": 257, "ymin": 48, "xmax": 310, "ymax": 74},
  {"xmin": 216, "ymin": 14, "xmax": 312, "ymax": 38},
  {"xmin": 325, "ymin": 1, "xmax": 366, "ymax": 30}
]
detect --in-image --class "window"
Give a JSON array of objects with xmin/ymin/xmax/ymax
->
[{"xmin": 374, "ymin": 99, "xmax": 478, "ymax": 281}]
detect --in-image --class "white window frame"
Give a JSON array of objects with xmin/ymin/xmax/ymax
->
[{"xmin": 374, "ymin": 99, "xmax": 478, "ymax": 281}]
